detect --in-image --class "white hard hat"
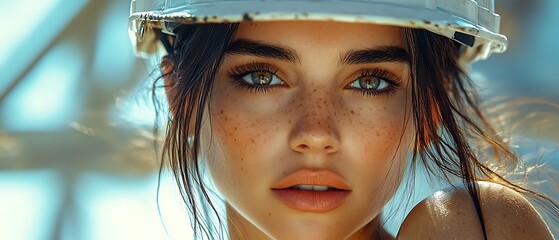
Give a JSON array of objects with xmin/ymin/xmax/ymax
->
[{"xmin": 128, "ymin": 0, "xmax": 507, "ymax": 62}]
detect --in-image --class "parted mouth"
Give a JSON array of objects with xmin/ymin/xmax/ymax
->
[
  {"xmin": 271, "ymin": 169, "xmax": 352, "ymax": 213},
  {"xmin": 289, "ymin": 184, "xmax": 341, "ymax": 191},
  {"xmin": 281, "ymin": 184, "xmax": 350, "ymax": 192},
  {"xmin": 271, "ymin": 169, "xmax": 352, "ymax": 191}
]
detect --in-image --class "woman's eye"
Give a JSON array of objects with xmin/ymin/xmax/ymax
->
[
  {"xmin": 348, "ymin": 75, "xmax": 390, "ymax": 91},
  {"xmin": 227, "ymin": 63, "xmax": 286, "ymax": 93},
  {"xmin": 345, "ymin": 69, "xmax": 401, "ymax": 97},
  {"xmin": 241, "ymin": 71, "xmax": 283, "ymax": 86}
]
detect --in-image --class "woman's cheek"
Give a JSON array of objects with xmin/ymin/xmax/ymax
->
[
  {"xmin": 204, "ymin": 103, "xmax": 279, "ymax": 190},
  {"xmin": 348, "ymin": 108, "xmax": 412, "ymax": 192}
]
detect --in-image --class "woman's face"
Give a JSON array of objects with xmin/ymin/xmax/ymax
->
[{"xmin": 201, "ymin": 21, "xmax": 414, "ymax": 239}]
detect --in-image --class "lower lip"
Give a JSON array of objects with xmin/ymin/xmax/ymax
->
[{"xmin": 272, "ymin": 189, "xmax": 350, "ymax": 213}]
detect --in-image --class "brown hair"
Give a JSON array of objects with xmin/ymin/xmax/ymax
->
[{"xmin": 153, "ymin": 23, "xmax": 558, "ymax": 239}]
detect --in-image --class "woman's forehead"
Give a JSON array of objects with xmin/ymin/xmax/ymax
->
[{"xmin": 234, "ymin": 21, "xmax": 406, "ymax": 50}]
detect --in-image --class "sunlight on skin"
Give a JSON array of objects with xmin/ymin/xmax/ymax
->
[{"xmin": 430, "ymin": 191, "xmax": 451, "ymax": 218}]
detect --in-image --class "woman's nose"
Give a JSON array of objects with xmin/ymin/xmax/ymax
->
[{"xmin": 288, "ymin": 96, "xmax": 341, "ymax": 155}]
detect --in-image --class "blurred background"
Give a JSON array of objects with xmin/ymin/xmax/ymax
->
[{"xmin": 0, "ymin": 0, "xmax": 557, "ymax": 239}]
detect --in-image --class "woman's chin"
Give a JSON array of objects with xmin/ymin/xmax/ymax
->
[
  {"xmin": 256, "ymin": 216, "xmax": 365, "ymax": 240},
  {"xmin": 265, "ymin": 229, "xmax": 349, "ymax": 240}
]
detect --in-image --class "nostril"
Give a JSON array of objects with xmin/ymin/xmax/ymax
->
[
  {"xmin": 298, "ymin": 144, "xmax": 310, "ymax": 150},
  {"xmin": 324, "ymin": 146, "xmax": 334, "ymax": 151}
]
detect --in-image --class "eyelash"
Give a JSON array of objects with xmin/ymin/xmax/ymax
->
[
  {"xmin": 348, "ymin": 69, "xmax": 401, "ymax": 98},
  {"xmin": 227, "ymin": 62, "xmax": 401, "ymax": 97},
  {"xmin": 227, "ymin": 62, "xmax": 282, "ymax": 93}
]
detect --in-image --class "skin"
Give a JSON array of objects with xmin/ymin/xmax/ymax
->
[
  {"xmin": 163, "ymin": 21, "xmax": 555, "ymax": 240},
  {"xmin": 398, "ymin": 182, "xmax": 554, "ymax": 240},
  {"xmin": 199, "ymin": 21, "xmax": 414, "ymax": 239}
]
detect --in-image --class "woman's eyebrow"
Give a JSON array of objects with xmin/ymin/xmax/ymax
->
[
  {"xmin": 226, "ymin": 38, "xmax": 409, "ymax": 66},
  {"xmin": 339, "ymin": 47, "xmax": 410, "ymax": 66},
  {"xmin": 226, "ymin": 38, "xmax": 300, "ymax": 64}
]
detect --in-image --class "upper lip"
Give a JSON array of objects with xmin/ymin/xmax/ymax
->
[{"xmin": 271, "ymin": 169, "xmax": 352, "ymax": 191}]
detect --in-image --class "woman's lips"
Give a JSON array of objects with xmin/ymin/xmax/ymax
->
[{"xmin": 271, "ymin": 169, "xmax": 351, "ymax": 213}]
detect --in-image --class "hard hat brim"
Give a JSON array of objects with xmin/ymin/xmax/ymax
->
[{"xmin": 129, "ymin": 0, "xmax": 507, "ymax": 61}]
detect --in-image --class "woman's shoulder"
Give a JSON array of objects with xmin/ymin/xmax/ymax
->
[{"xmin": 396, "ymin": 181, "xmax": 553, "ymax": 240}]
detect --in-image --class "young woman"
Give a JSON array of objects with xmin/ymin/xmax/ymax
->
[{"xmin": 129, "ymin": 0, "xmax": 558, "ymax": 239}]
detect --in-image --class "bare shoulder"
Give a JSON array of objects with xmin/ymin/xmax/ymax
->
[{"xmin": 397, "ymin": 182, "xmax": 553, "ymax": 240}]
